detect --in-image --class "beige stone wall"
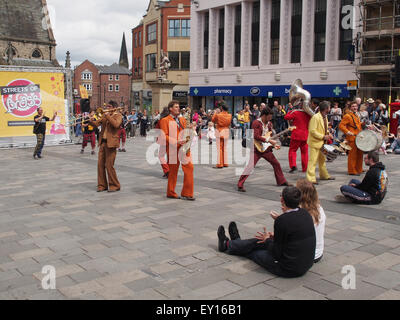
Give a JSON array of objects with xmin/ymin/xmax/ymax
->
[{"xmin": 0, "ymin": 40, "xmax": 55, "ymax": 61}]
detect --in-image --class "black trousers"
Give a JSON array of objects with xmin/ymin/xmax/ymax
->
[{"xmin": 226, "ymin": 238, "xmax": 298, "ymax": 278}]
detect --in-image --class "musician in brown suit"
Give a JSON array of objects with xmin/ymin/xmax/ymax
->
[{"xmin": 90, "ymin": 101, "xmax": 123, "ymax": 192}]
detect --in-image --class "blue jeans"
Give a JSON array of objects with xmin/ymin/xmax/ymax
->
[
  {"xmin": 391, "ymin": 140, "xmax": 400, "ymax": 154},
  {"xmin": 340, "ymin": 179, "xmax": 372, "ymax": 204},
  {"xmin": 75, "ymin": 124, "xmax": 82, "ymax": 137},
  {"xmin": 332, "ymin": 120, "xmax": 340, "ymax": 138}
]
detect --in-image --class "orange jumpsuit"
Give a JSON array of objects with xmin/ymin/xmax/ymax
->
[
  {"xmin": 159, "ymin": 115, "xmax": 194, "ymax": 198},
  {"xmin": 339, "ymin": 112, "xmax": 364, "ymax": 175},
  {"xmin": 212, "ymin": 111, "xmax": 232, "ymax": 168}
]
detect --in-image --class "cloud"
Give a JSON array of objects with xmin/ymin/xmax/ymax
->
[{"xmin": 46, "ymin": 0, "xmax": 148, "ymax": 68}]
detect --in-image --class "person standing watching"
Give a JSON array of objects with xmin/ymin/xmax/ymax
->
[{"xmin": 33, "ymin": 107, "xmax": 57, "ymax": 159}]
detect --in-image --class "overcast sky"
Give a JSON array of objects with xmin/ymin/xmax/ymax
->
[{"xmin": 47, "ymin": 0, "xmax": 148, "ymax": 69}]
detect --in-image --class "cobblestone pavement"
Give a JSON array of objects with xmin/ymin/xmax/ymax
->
[{"xmin": 1, "ymin": 133, "xmax": 400, "ymax": 300}]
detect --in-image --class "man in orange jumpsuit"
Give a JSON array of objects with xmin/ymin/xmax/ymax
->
[
  {"xmin": 159, "ymin": 100, "xmax": 195, "ymax": 201},
  {"xmin": 339, "ymin": 101, "xmax": 365, "ymax": 175},
  {"xmin": 212, "ymin": 104, "xmax": 232, "ymax": 168}
]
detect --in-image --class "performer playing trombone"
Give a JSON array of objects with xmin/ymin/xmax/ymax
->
[{"xmin": 90, "ymin": 101, "xmax": 123, "ymax": 192}]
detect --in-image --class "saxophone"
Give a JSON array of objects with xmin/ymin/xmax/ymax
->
[{"xmin": 181, "ymin": 110, "xmax": 196, "ymax": 155}]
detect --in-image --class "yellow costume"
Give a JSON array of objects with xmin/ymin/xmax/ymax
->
[{"xmin": 306, "ymin": 112, "xmax": 331, "ymax": 183}]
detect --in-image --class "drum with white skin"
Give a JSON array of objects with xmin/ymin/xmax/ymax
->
[{"xmin": 356, "ymin": 130, "xmax": 383, "ymax": 152}]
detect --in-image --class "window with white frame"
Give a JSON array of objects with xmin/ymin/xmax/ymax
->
[
  {"xmin": 83, "ymin": 83, "xmax": 92, "ymax": 91},
  {"xmin": 147, "ymin": 23, "xmax": 157, "ymax": 43},
  {"xmin": 115, "ymin": 84, "xmax": 120, "ymax": 92},
  {"xmin": 115, "ymin": 75, "xmax": 120, "ymax": 81},
  {"xmin": 109, "ymin": 75, "xmax": 113, "ymax": 81},
  {"xmin": 108, "ymin": 84, "xmax": 113, "ymax": 91},
  {"xmin": 81, "ymin": 72, "xmax": 92, "ymax": 80}
]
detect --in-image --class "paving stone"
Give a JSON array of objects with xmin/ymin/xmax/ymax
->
[
  {"xmin": 303, "ymin": 279, "xmax": 342, "ymax": 295},
  {"xmin": 223, "ymin": 283, "xmax": 281, "ymax": 300},
  {"xmin": 357, "ymin": 244, "xmax": 393, "ymax": 256},
  {"xmin": 362, "ymin": 253, "xmax": 400, "ymax": 270},
  {"xmin": 228, "ymin": 270, "xmax": 276, "ymax": 288},
  {"xmin": 373, "ymin": 290, "xmax": 400, "ymax": 300},
  {"xmin": 327, "ymin": 281, "xmax": 386, "ymax": 300},
  {"xmin": 181, "ymin": 280, "xmax": 242, "ymax": 300},
  {"xmin": 125, "ymin": 277, "xmax": 163, "ymax": 292},
  {"xmin": 276, "ymin": 286, "xmax": 327, "ymax": 300},
  {"xmin": 363, "ymin": 270, "xmax": 400, "ymax": 290}
]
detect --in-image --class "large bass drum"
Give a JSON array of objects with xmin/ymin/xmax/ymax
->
[{"xmin": 355, "ymin": 130, "xmax": 383, "ymax": 152}]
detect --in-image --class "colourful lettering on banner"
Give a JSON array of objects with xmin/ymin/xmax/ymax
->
[{"xmin": 0, "ymin": 71, "xmax": 65, "ymax": 138}]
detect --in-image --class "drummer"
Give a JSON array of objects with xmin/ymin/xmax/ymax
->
[{"xmin": 339, "ymin": 101, "xmax": 365, "ymax": 176}]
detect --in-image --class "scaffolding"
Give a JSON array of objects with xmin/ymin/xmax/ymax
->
[{"xmin": 357, "ymin": 0, "xmax": 400, "ymax": 102}]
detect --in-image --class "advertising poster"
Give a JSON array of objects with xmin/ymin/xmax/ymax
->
[{"xmin": 0, "ymin": 71, "xmax": 66, "ymax": 139}]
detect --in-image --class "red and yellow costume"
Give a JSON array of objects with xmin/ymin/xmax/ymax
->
[{"xmin": 339, "ymin": 112, "xmax": 364, "ymax": 175}]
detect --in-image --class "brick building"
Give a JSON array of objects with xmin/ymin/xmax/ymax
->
[
  {"xmin": 132, "ymin": 0, "xmax": 191, "ymax": 111},
  {"xmin": 73, "ymin": 34, "xmax": 132, "ymax": 111}
]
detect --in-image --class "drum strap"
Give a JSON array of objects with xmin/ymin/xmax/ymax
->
[{"xmin": 349, "ymin": 113, "xmax": 360, "ymax": 130}]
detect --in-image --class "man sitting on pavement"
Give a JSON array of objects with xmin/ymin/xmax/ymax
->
[
  {"xmin": 217, "ymin": 186, "xmax": 316, "ymax": 278},
  {"xmin": 336, "ymin": 151, "xmax": 388, "ymax": 205}
]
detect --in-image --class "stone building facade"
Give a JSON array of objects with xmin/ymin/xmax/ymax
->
[{"xmin": 0, "ymin": 0, "xmax": 59, "ymax": 67}]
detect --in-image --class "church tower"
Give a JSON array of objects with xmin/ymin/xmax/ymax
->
[{"xmin": 119, "ymin": 32, "xmax": 129, "ymax": 69}]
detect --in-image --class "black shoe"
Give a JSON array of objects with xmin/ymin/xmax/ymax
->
[
  {"xmin": 33, "ymin": 154, "xmax": 38, "ymax": 160},
  {"xmin": 80, "ymin": 150, "xmax": 84, "ymax": 154},
  {"xmin": 289, "ymin": 167, "xmax": 298, "ymax": 174},
  {"xmin": 91, "ymin": 151, "xmax": 95, "ymax": 155},
  {"xmin": 37, "ymin": 155, "xmax": 42, "ymax": 159},
  {"xmin": 228, "ymin": 221, "xmax": 241, "ymax": 240},
  {"xmin": 217, "ymin": 226, "xmax": 229, "ymax": 252},
  {"xmin": 181, "ymin": 196, "xmax": 196, "ymax": 201},
  {"xmin": 237, "ymin": 186, "xmax": 246, "ymax": 192},
  {"xmin": 162, "ymin": 172, "xmax": 169, "ymax": 179},
  {"xmin": 122, "ymin": 149, "xmax": 126, "ymax": 152}
]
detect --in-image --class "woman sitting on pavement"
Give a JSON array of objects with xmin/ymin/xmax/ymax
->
[{"xmin": 296, "ymin": 179, "xmax": 326, "ymax": 263}]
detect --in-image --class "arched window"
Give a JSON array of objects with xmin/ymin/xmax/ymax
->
[{"xmin": 32, "ymin": 49, "xmax": 42, "ymax": 58}]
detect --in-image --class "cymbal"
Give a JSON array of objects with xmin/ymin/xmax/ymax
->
[{"xmin": 340, "ymin": 142, "xmax": 352, "ymax": 151}]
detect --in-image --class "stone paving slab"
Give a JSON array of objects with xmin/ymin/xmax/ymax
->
[{"xmin": 1, "ymin": 136, "xmax": 400, "ymax": 300}]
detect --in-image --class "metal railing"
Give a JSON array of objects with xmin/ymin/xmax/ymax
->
[
  {"xmin": 359, "ymin": 49, "xmax": 399, "ymax": 65},
  {"xmin": 364, "ymin": 15, "xmax": 400, "ymax": 32}
]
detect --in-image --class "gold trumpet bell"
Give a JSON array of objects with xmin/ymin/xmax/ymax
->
[{"xmin": 340, "ymin": 141, "xmax": 352, "ymax": 151}]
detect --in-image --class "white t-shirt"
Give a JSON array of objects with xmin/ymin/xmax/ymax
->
[{"xmin": 314, "ymin": 206, "xmax": 326, "ymax": 260}]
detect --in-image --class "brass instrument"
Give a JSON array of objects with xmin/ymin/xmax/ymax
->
[
  {"xmin": 289, "ymin": 79, "xmax": 315, "ymax": 117},
  {"xmin": 95, "ymin": 107, "xmax": 124, "ymax": 119},
  {"xmin": 181, "ymin": 110, "xmax": 196, "ymax": 155}
]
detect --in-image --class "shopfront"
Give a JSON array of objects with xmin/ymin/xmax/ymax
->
[{"xmin": 190, "ymin": 84, "xmax": 351, "ymax": 114}]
